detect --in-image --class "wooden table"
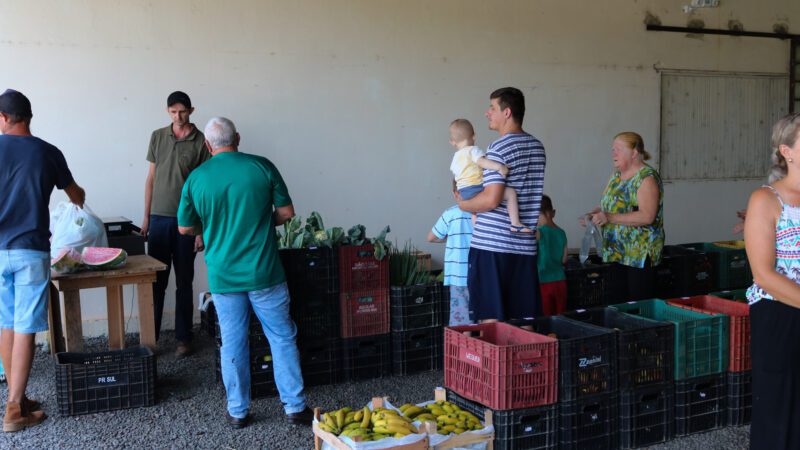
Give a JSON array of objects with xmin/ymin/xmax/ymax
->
[{"xmin": 48, "ymin": 254, "xmax": 167, "ymax": 355}]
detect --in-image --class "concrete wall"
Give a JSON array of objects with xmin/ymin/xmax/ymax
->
[{"xmin": 0, "ymin": 0, "xmax": 796, "ymax": 336}]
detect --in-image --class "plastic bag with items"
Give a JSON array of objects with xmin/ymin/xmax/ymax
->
[
  {"xmin": 579, "ymin": 217, "xmax": 603, "ymax": 264},
  {"xmin": 49, "ymin": 202, "xmax": 108, "ymax": 260}
]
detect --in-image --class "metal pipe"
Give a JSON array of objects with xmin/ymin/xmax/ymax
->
[{"xmin": 646, "ymin": 24, "xmax": 799, "ymax": 40}]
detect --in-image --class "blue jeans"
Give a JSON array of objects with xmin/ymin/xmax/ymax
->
[
  {"xmin": 147, "ymin": 215, "xmax": 196, "ymax": 342},
  {"xmin": 213, "ymin": 283, "xmax": 306, "ymax": 418},
  {"xmin": 0, "ymin": 249, "xmax": 50, "ymax": 333}
]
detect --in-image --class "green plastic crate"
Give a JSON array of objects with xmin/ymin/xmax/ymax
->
[
  {"xmin": 709, "ymin": 289, "xmax": 748, "ymax": 303},
  {"xmin": 679, "ymin": 242, "xmax": 752, "ymax": 290},
  {"xmin": 609, "ymin": 299, "xmax": 728, "ymax": 380}
]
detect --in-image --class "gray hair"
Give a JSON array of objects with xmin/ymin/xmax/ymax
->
[
  {"xmin": 768, "ymin": 112, "xmax": 800, "ymax": 183},
  {"xmin": 204, "ymin": 117, "xmax": 237, "ymax": 150}
]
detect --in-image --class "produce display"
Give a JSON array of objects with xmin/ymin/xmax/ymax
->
[
  {"xmin": 317, "ymin": 406, "xmax": 419, "ymax": 441},
  {"xmin": 276, "ymin": 211, "xmax": 391, "ymax": 260},
  {"xmin": 398, "ymin": 400, "xmax": 484, "ymax": 435},
  {"xmin": 51, "ymin": 246, "xmax": 128, "ymax": 273}
]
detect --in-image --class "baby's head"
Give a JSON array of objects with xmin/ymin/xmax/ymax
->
[{"xmin": 449, "ymin": 119, "xmax": 475, "ymax": 149}]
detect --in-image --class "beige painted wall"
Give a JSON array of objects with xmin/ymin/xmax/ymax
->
[{"xmin": 0, "ymin": 0, "xmax": 796, "ymax": 336}]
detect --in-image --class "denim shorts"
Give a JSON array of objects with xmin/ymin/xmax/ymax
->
[
  {"xmin": 458, "ymin": 184, "xmax": 484, "ymax": 200},
  {"xmin": 0, "ymin": 249, "xmax": 51, "ymax": 333}
]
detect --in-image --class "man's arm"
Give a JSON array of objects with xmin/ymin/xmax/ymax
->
[
  {"xmin": 142, "ymin": 162, "xmax": 155, "ymax": 236},
  {"xmin": 476, "ymin": 157, "xmax": 509, "ymax": 178},
  {"xmin": 63, "ymin": 182, "xmax": 85, "ymax": 208},
  {"xmin": 274, "ymin": 204, "xmax": 295, "ymax": 226},
  {"xmin": 457, "ymin": 184, "xmax": 504, "ymax": 214}
]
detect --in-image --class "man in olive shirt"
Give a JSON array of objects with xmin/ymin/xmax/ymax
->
[
  {"xmin": 177, "ymin": 117, "xmax": 310, "ymax": 428},
  {"xmin": 141, "ymin": 91, "xmax": 209, "ymax": 357}
]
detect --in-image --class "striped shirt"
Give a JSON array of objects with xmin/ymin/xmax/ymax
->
[
  {"xmin": 470, "ymin": 132, "xmax": 546, "ymax": 256},
  {"xmin": 431, "ymin": 205, "xmax": 473, "ymax": 287}
]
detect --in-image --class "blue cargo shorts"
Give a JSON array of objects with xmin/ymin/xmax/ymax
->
[{"xmin": 0, "ymin": 249, "xmax": 51, "ymax": 333}]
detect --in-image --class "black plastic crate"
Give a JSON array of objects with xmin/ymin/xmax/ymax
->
[
  {"xmin": 299, "ymin": 337, "xmax": 342, "ymax": 387},
  {"xmin": 510, "ymin": 316, "xmax": 617, "ymax": 402},
  {"xmin": 56, "ymin": 346, "xmax": 156, "ymax": 416},
  {"xmin": 341, "ymin": 333, "xmax": 391, "ymax": 382},
  {"xmin": 213, "ymin": 345, "xmax": 277, "ymax": 399},
  {"xmin": 563, "ymin": 307, "xmax": 674, "ymax": 388},
  {"xmin": 280, "ymin": 247, "xmax": 339, "ymax": 296},
  {"xmin": 655, "ymin": 246, "xmax": 716, "ymax": 298},
  {"xmin": 440, "ymin": 284, "xmax": 451, "ymax": 326},
  {"xmin": 446, "ymin": 389, "xmax": 558, "ymax": 450},
  {"xmin": 619, "ymin": 383, "xmax": 674, "ymax": 449},
  {"xmin": 675, "ymin": 372, "xmax": 727, "ymax": 436},
  {"xmin": 291, "ymin": 292, "xmax": 340, "ymax": 340},
  {"xmin": 200, "ymin": 299, "xmax": 217, "ymax": 338},
  {"xmin": 727, "ymin": 370, "xmax": 752, "ymax": 426},
  {"xmin": 390, "ymin": 282, "xmax": 443, "ymax": 331},
  {"xmin": 565, "ymin": 255, "xmax": 626, "ymax": 309},
  {"xmin": 559, "ymin": 392, "xmax": 618, "ymax": 450},
  {"xmin": 391, "ymin": 326, "xmax": 443, "ymax": 376}
]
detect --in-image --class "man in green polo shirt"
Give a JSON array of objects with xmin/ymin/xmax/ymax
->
[
  {"xmin": 177, "ymin": 116, "xmax": 311, "ymax": 429},
  {"xmin": 141, "ymin": 91, "xmax": 209, "ymax": 357}
]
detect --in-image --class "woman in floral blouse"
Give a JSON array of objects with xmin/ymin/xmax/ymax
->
[{"xmin": 584, "ymin": 132, "xmax": 664, "ymax": 300}]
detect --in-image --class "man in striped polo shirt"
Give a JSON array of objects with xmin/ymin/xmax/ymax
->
[{"xmin": 458, "ymin": 87, "xmax": 546, "ymax": 321}]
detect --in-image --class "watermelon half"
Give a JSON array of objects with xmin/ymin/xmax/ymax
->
[
  {"xmin": 81, "ymin": 247, "xmax": 128, "ymax": 270},
  {"xmin": 51, "ymin": 248, "xmax": 83, "ymax": 273}
]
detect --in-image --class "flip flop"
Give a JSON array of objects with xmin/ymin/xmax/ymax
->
[{"xmin": 510, "ymin": 225, "xmax": 533, "ymax": 233}]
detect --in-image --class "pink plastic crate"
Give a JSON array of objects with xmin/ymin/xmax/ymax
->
[{"xmin": 444, "ymin": 322, "xmax": 558, "ymax": 410}]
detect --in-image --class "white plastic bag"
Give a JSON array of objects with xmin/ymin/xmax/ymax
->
[
  {"xmin": 579, "ymin": 217, "xmax": 603, "ymax": 264},
  {"xmin": 49, "ymin": 202, "xmax": 108, "ymax": 259}
]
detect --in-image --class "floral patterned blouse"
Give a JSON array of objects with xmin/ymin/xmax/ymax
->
[{"xmin": 599, "ymin": 164, "xmax": 665, "ymax": 268}]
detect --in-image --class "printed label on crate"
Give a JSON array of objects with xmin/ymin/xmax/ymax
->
[
  {"xmin": 352, "ymin": 261, "xmax": 378, "ymax": 270},
  {"xmin": 515, "ymin": 359, "xmax": 544, "ymax": 374},
  {"xmin": 578, "ymin": 355, "xmax": 603, "ymax": 368},
  {"xmin": 696, "ymin": 271, "xmax": 710, "ymax": 281},
  {"xmin": 88, "ymin": 373, "xmax": 128, "ymax": 387},
  {"xmin": 460, "ymin": 348, "xmax": 482, "ymax": 366},
  {"xmin": 355, "ymin": 303, "xmax": 378, "ymax": 314},
  {"xmin": 731, "ymin": 260, "xmax": 746, "ymax": 269},
  {"xmin": 415, "ymin": 296, "xmax": 425, "ymax": 304}
]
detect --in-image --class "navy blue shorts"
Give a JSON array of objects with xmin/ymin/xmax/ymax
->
[{"xmin": 467, "ymin": 247, "xmax": 541, "ymax": 321}]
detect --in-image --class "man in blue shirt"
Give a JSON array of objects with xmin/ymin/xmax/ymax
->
[
  {"xmin": 458, "ymin": 87, "xmax": 546, "ymax": 321},
  {"xmin": 0, "ymin": 89, "xmax": 85, "ymax": 431}
]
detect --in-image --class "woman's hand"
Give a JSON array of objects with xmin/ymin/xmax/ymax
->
[
  {"xmin": 591, "ymin": 211, "xmax": 610, "ymax": 226},
  {"xmin": 579, "ymin": 207, "xmax": 601, "ymax": 226}
]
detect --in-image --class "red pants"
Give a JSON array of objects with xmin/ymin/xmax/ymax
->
[{"xmin": 539, "ymin": 280, "xmax": 567, "ymax": 316}]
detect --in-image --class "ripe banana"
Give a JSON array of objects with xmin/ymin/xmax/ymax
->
[{"xmin": 360, "ymin": 406, "xmax": 371, "ymax": 429}]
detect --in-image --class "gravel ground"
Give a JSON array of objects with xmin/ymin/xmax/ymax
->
[{"xmin": 0, "ymin": 329, "xmax": 749, "ymax": 449}]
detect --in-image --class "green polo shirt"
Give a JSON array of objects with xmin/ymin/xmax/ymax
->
[
  {"xmin": 146, "ymin": 124, "xmax": 210, "ymax": 216},
  {"xmin": 177, "ymin": 151, "xmax": 292, "ymax": 293}
]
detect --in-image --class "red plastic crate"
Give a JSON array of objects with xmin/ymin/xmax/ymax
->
[
  {"xmin": 444, "ymin": 322, "xmax": 558, "ymax": 410},
  {"xmin": 667, "ymin": 295, "xmax": 750, "ymax": 372},
  {"xmin": 339, "ymin": 289, "xmax": 390, "ymax": 338},
  {"xmin": 338, "ymin": 245, "xmax": 389, "ymax": 292}
]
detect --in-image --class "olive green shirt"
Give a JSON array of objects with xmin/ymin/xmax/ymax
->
[{"xmin": 146, "ymin": 124, "xmax": 210, "ymax": 217}]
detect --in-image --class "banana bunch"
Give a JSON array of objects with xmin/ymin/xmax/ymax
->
[
  {"xmin": 398, "ymin": 401, "xmax": 484, "ymax": 435},
  {"xmin": 317, "ymin": 406, "xmax": 419, "ymax": 441}
]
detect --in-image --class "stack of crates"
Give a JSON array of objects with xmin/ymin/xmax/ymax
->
[
  {"xmin": 679, "ymin": 241, "xmax": 752, "ymax": 290},
  {"xmin": 668, "ymin": 295, "xmax": 751, "ymax": 426},
  {"xmin": 564, "ymin": 307, "xmax": 675, "ymax": 449},
  {"xmin": 512, "ymin": 316, "xmax": 619, "ymax": 449},
  {"xmin": 654, "ymin": 246, "xmax": 716, "ymax": 298},
  {"xmin": 338, "ymin": 244, "xmax": 391, "ymax": 381},
  {"xmin": 611, "ymin": 299, "xmax": 729, "ymax": 437},
  {"xmin": 564, "ymin": 255, "xmax": 626, "ymax": 309},
  {"xmin": 281, "ymin": 247, "xmax": 342, "ymax": 386},
  {"xmin": 443, "ymin": 322, "xmax": 559, "ymax": 449},
  {"xmin": 389, "ymin": 282, "xmax": 444, "ymax": 376}
]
